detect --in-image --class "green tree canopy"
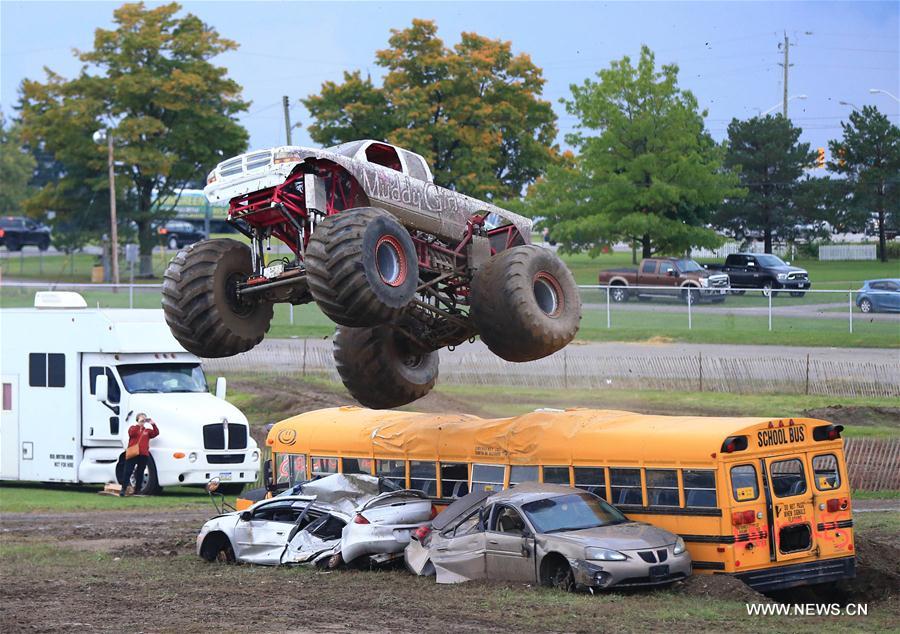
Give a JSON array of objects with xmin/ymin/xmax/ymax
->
[
  {"xmin": 718, "ymin": 115, "xmax": 816, "ymax": 253},
  {"xmin": 828, "ymin": 105, "xmax": 900, "ymax": 262},
  {"xmin": 303, "ymin": 19, "xmax": 558, "ymax": 200},
  {"xmin": 0, "ymin": 113, "xmax": 37, "ymax": 215},
  {"xmin": 18, "ymin": 2, "xmax": 249, "ymax": 275},
  {"xmin": 528, "ymin": 46, "xmax": 738, "ymax": 259}
]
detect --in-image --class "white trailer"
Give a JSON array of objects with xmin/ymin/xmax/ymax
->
[{"xmin": 0, "ymin": 292, "xmax": 259, "ymax": 494}]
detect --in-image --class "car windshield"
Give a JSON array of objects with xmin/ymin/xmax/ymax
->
[
  {"xmin": 521, "ymin": 492, "xmax": 628, "ymax": 533},
  {"xmin": 675, "ymin": 259, "xmax": 703, "ymax": 273},
  {"xmin": 117, "ymin": 363, "xmax": 208, "ymax": 393},
  {"xmin": 755, "ymin": 254, "xmax": 786, "ymax": 267}
]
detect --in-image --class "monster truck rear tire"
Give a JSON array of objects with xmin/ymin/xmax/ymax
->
[
  {"xmin": 333, "ymin": 325, "xmax": 438, "ymax": 409},
  {"xmin": 161, "ymin": 239, "xmax": 273, "ymax": 358},
  {"xmin": 306, "ymin": 207, "xmax": 418, "ymax": 327},
  {"xmin": 470, "ymin": 245, "xmax": 581, "ymax": 363}
]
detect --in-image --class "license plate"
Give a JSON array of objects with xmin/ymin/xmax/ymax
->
[
  {"xmin": 718, "ymin": 289, "xmax": 726, "ymax": 295},
  {"xmin": 218, "ymin": 471, "xmax": 233, "ymax": 481},
  {"xmin": 649, "ymin": 564, "xmax": 669, "ymax": 578}
]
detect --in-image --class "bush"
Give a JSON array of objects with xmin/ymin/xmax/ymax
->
[{"xmin": 877, "ymin": 240, "xmax": 900, "ymax": 260}]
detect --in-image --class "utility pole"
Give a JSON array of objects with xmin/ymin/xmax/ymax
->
[
  {"xmin": 107, "ymin": 131, "xmax": 120, "ymax": 285},
  {"xmin": 282, "ymin": 95, "xmax": 292, "ymax": 145},
  {"xmin": 781, "ymin": 32, "xmax": 790, "ymax": 117}
]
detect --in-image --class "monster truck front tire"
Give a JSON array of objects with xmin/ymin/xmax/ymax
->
[
  {"xmin": 161, "ymin": 239, "xmax": 273, "ymax": 358},
  {"xmin": 306, "ymin": 207, "xmax": 418, "ymax": 327},
  {"xmin": 470, "ymin": 245, "xmax": 581, "ymax": 363},
  {"xmin": 333, "ymin": 325, "xmax": 438, "ymax": 409}
]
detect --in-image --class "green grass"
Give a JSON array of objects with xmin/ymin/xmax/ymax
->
[
  {"xmin": 851, "ymin": 489, "xmax": 900, "ymax": 500},
  {"xmin": 852, "ymin": 510, "xmax": 900, "ymax": 533},
  {"xmin": 0, "ymin": 252, "xmax": 172, "ymax": 283},
  {"xmin": 0, "ymin": 482, "xmax": 217, "ymax": 513}
]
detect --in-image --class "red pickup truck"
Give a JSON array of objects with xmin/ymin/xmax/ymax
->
[{"xmin": 598, "ymin": 258, "xmax": 730, "ymax": 304}]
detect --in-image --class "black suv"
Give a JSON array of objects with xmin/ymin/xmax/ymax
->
[
  {"xmin": 0, "ymin": 216, "xmax": 52, "ymax": 251},
  {"xmin": 158, "ymin": 220, "xmax": 206, "ymax": 250},
  {"xmin": 706, "ymin": 253, "xmax": 811, "ymax": 297}
]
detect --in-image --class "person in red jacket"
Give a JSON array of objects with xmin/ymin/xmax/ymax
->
[{"xmin": 120, "ymin": 413, "xmax": 159, "ymax": 496}]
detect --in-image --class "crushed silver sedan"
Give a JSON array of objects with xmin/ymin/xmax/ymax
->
[
  {"xmin": 405, "ymin": 483, "xmax": 692, "ymax": 591},
  {"xmin": 197, "ymin": 474, "xmax": 433, "ymax": 567}
]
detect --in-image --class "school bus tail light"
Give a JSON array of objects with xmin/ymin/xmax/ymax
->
[
  {"xmin": 721, "ymin": 436, "xmax": 748, "ymax": 453},
  {"xmin": 353, "ymin": 513, "xmax": 370, "ymax": 525},
  {"xmin": 826, "ymin": 498, "xmax": 849, "ymax": 512},
  {"xmin": 813, "ymin": 424, "xmax": 843, "ymax": 441},
  {"xmin": 732, "ymin": 510, "xmax": 755, "ymax": 526}
]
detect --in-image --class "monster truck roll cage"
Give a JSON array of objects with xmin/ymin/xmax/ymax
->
[{"xmin": 224, "ymin": 161, "xmax": 523, "ymax": 353}]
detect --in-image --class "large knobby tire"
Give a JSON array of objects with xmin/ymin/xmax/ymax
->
[
  {"xmin": 333, "ymin": 325, "xmax": 438, "ymax": 409},
  {"xmin": 161, "ymin": 239, "xmax": 273, "ymax": 358},
  {"xmin": 306, "ymin": 207, "xmax": 418, "ymax": 327},
  {"xmin": 470, "ymin": 245, "xmax": 581, "ymax": 363}
]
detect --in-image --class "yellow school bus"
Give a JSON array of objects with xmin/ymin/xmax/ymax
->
[{"xmin": 263, "ymin": 406, "xmax": 854, "ymax": 591}]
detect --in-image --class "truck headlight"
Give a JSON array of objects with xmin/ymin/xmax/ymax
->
[
  {"xmin": 585, "ymin": 547, "xmax": 627, "ymax": 561},
  {"xmin": 206, "ymin": 171, "xmax": 217, "ymax": 185},
  {"xmin": 699, "ymin": 277, "xmax": 709, "ymax": 287},
  {"xmin": 673, "ymin": 536, "xmax": 686, "ymax": 555},
  {"xmin": 188, "ymin": 452, "xmax": 198, "ymax": 463},
  {"xmin": 251, "ymin": 450, "xmax": 259, "ymax": 462},
  {"xmin": 777, "ymin": 273, "xmax": 788, "ymax": 281}
]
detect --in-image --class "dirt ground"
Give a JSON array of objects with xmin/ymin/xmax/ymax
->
[{"xmin": 1, "ymin": 506, "xmax": 898, "ymax": 633}]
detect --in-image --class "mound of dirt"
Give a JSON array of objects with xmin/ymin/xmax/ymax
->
[
  {"xmin": 803, "ymin": 405, "xmax": 900, "ymax": 428},
  {"xmin": 675, "ymin": 573, "xmax": 770, "ymax": 603},
  {"xmin": 846, "ymin": 533, "xmax": 900, "ymax": 602}
]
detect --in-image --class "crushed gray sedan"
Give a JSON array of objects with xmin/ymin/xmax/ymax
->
[{"xmin": 405, "ymin": 483, "xmax": 691, "ymax": 591}]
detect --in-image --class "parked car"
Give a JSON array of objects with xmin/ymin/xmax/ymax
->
[
  {"xmin": 598, "ymin": 257, "xmax": 729, "ymax": 304},
  {"xmin": 405, "ymin": 484, "xmax": 691, "ymax": 591},
  {"xmin": 704, "ymin": 253, "xmax": 810, "ymax": 297},
  {"xmin": 0, "ymin": 216, "xmax": 51, "ymax": 251},
  {"xmin": 196, "ymin": 473, "xmax": 433, "ymax": 567},
  {"xmin": 158, "ymin": 220, "xmax": 206, "ymax": 250},
  {"xmin": 857, "ymin": 279, "xmax": 900, "ymax": 313}
]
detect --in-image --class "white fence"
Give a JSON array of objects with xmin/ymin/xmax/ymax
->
[
  {"xmin": 690, "ymin": 242, "xmax": 791, "ymax": 260},
  {"xmin": 819, "ymin": 244, "xmax": 877, "ymax": 261}
]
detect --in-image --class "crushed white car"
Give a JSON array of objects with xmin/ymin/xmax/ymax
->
[{"xmin": 197, "ymin": 474, "xmax": 434, "ymax": 567}]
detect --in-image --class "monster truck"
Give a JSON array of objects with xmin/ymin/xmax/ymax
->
[{"xmin": 161, "ymin": 140, "xmax": 581, "ymax": 408}]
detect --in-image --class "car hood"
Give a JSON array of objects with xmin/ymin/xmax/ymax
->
[
  {"xmin": 770, "ymin": 265, "xmax": 807, "ymax": 274},
  {"xmin": 543, "ymin": 522, "xmax": 675, "ymax": 551}
]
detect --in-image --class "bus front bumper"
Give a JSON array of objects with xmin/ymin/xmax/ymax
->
[{"xmin": 735, "ymin": 556, "xmax": 855, "ymax": 592}]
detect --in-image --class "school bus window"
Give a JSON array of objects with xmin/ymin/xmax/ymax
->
[
  {"xmin": 440, "ymin": 463, "xmax": 469, "ymax": 498},
  {"xmin": 311, "ymin": 456, "xmax": 338, "ymax": 476},
  {"xmin": 730, "ymin": 464, "xmax": 759, "ymax": 501},
  {"xmin": 410, "ymin": 461, "xmax": 437, "ymax": 496},
  {"xmin": 609, "ymin": 468, "xmax": 642, "ymax": 505},
  {"xmin": 376, "ymin": 459, "xmax": 407, "ymax": 489},
  {"xmin": 472, "ymin": 464, "xmax": 505, "ymax": 493},
  {"xmin": 292, "ymin": 455, "xmax": 308, "ymax": 482},
  {"xmin": 812, "ymin": 454, "xmax": 841, "ymax": 491},
  {"xmin": 276, "ymin": 453, "xmax": 292, "ymax": 484},
  {"xmin": 646, "ymin": 469, "xmax": 679, "ymax": 506},
  {"xmin": 573, "ymin": 467, "xmax": 605, "ymax": 499},
  {"xmin": 341, "ymin": 457, "xmax": 371, "ymax": 475},
  {"xmin": 509, "ymin": 465, "xmax": 539, "ymax": 486},
  {"xmin": 542, "ymin": 466, "xmax": 571, "ymax": 485},
  {"xmin": 770, "ymin": 458, "xmax": 807, "ymax": 498},
  {"xmin": 684, "ymin": 470, "xmax": 717, "ymax": 507}
]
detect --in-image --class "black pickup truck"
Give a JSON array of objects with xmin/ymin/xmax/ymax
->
[
  {"xmin": 0, "ymin": 216, "xmax": 52, "ymax": 251},
  {"xmin": 705, "ymin": 253, "xmax": 811, "ymax": 297}
]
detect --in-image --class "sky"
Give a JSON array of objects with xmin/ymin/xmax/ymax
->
[{"xmin": 2, "ymin": 1, "xmax": 898, "ymax": 165}]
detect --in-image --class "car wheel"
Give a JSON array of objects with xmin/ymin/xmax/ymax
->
[
  {"xmin": 38, "ymin": 236, "xmax": 51, "ymax": 251},
  {"xmin": 168, "ymin": 236, "xmax": 179, "ymax": 251},
  {"xmin": 542, "ymin": 557, "xmax": 576, "ymax": 593},
  {"xmin": 201, "ymin": 534, "xmax": 236, "ymax": 563},
  {"xmin": 5, "ymin": 237, "xmax": 21, "ymax": 252},
  {"xmin": 610, "ymin": 285, "xmax": 628, "ymax": 303},
  {"xmin": 681, "ymin": 287, "xmax": 700, "ymax": 305},
  {"xmin": 859, "ymin": 298, "xmax": 874, "ymax": 314},
  {"xmin": 789, "ymin": 291, "xmax": 806, "ymax": 298},
  {"xmin": 761, "ymin": 282, "xmax": 779, "ymax": 298}
]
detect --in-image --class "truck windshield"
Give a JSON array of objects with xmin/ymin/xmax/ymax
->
[
  {"xmin": 755, "ymin": 254, "xmax": 786, "ymax": 267},
  {"xmin": 117, "ymin": 363, "xmax": 208, "ymax": 394},
  {"xmin": 521, "ymin": 492, "xmax": 628, "ymax": 534},
  {"xmin": 675, "ymin": 259, "xmax": 703, "ymax": 273}
]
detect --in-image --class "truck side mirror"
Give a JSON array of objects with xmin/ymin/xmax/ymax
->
[
  {"xmin": 95, "ymin": 374, "xmax": 109, "ymax": 402},
  {"xmin": 667, "ymin": 269, "xmax": 677, "ymax": 277},
  {"xmin": 215, "ymin": 377, "xmax": 227, "ymax": 400},
  {"xmin": 240, "ymin": 510, "xmax": 252, "ymax": 522}
]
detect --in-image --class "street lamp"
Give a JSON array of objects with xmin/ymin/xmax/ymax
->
[
  {"xmin": 92, "ymin": 128, "xmax": 119, "ymax": 285},
  {"xmin": 761, "ymin": 94, "xmax": 807, "ymax": 116},
  {"xmin": 838, "ymin": 100, "xmax": 860, "ymax": 111},
  {"xmin": 869, "ymin": 88, "xmax": 900, "ymax": 104}
]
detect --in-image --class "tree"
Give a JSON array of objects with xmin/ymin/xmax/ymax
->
[
  {"xmin": 18, "ymin": 2, "xmax": 249, "ymax": 276},
  {"xmin": 828, "ymin": 106, "xmax": 900, "ymax": 262},
  {"xmin": 527, "ymin": 46, "xmax": 737, "ymax": 259},
  {"xmin": 303, "ymin": 19, "xmax": 557, "ymax": 200},
  {"xmin": 0, "ymin": 113, "xmax": 36, "ymax": 214},
  {"xmin": 718, "ymin": 115, "xmax": 816, "ymax": 253}
]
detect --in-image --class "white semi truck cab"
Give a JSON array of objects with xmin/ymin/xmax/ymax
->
[{"xmin": 0, "ymin": 292, "xmax": 259, "ymax": 493}]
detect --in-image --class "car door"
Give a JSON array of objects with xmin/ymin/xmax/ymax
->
[
  {"xmin": 882, "ymin": 281, "xmax": 900, "ymax": 310},
  {"xmin": 726, "ymin": 255, "xmax": 749, "ymax": 287},
  {"xmin": 761, "ymin": 454, "xmax": 817, "ymax": 563},
  {"xmin": 484, "ymin": 504, "xmax": 537, "ymax": 582},
  {"xmin": 429, "ymin": 508, "xmax": 488, "ymax": 583},
  {"xmin": 82, "ymin": 358, "xmax": 123, "ymax": 446},
  {"xmin": 657, "ymin": 261, "xmax": 679, "ymax": 297},
  {"xmin": 232, "ymin": 499, "xmax": 301, "ymax": 564}
]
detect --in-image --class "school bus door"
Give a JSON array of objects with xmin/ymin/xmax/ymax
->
[{"xmin": 761, "ymin": 455, "xmax": 817, "ymax": 562}]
